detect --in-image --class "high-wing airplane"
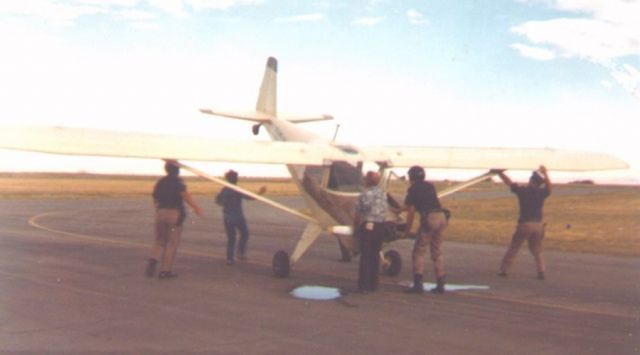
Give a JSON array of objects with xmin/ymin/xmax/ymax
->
[{"xmin": 0, "ymin": 57, "xmax": 628, "ymax": 278}]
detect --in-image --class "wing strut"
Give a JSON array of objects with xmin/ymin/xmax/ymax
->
[
  {"xmin": 172, "ymin": 161, "xmax": 318, "ymax": 224},
  {"xmin": 437, "ymin": 170, "xmax": 500, "ymax": 199}
]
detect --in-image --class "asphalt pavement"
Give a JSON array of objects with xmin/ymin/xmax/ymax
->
[{"xmin": 0, "ymin": 196, "xmax": 638, "ymax": 354}]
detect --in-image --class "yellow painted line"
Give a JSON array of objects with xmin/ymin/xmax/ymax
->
[
  {"xmin": 27, "ymin": 211, "xmax": 640, "ymax": 321},
  {"xmin": 28, "ymin": 211, "xmax": 223, "ymax": 259}
]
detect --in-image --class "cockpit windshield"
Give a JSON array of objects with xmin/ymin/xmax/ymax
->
[{"xmin": 327, "ymin": 161, "xmax": 363, "ymax": 193}]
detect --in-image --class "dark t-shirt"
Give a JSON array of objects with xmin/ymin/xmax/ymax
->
[
  {"xmin": 404, "ymin": 181, "xmax": 441, "ymax": 213},
  {"xmin": 511, "ymin": 184, "xmax": 550, "ymax": 222},
  {"xmin": 216, "ymin": 187, "xmax": 252, "ymax": 221},
  {"xmin": 153, "ymin": 175, "xmax": 186, "ymax": 209}
]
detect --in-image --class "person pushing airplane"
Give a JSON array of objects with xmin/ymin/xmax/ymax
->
[{"xmin": 496, "ymin": 165, "xmax": 551, "ymax": 280}]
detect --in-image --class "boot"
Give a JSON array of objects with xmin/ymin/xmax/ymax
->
[
  {"xmin": 431, "ymin": 275, "xmax": 446, "ymax": 294},
  {"xmin": 404, "ymin": 274, "xmax": 424, "ymax": 294},
  {"xmin": 145, "ymin": 258, "xmax": 157, "ymax": 278}
]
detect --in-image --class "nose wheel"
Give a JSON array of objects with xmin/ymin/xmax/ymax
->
[{"xmin": 272, "ymin": 250, "xmax": 290, "ymax": 278}]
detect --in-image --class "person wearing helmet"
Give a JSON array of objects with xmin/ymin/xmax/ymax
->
[
  {"xmin": 496, "ymin": 165, "xmax": 551, "ymax": 280},
  {"xmin": 353, "ymin": 171, "xmax": 387, "ymax": 293},
  {"xmin": 402, "ymin": 165, "xmax": 448, "ymax": 294},
  {"xmin": 146, "ymin": 161, "xmax": 204, "ymax": 279},
  {"xmin": 216, "ymin": 170, "xmax": 267, "ymax": 265}
]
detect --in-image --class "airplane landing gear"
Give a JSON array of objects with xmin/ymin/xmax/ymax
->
[
  {"xmin": 381, "ymin": 249, "xmax": 401, "ymax": 276},
  {"xmin": 272, "ymin": 250, "xmax": 290, "ymax": 278}
]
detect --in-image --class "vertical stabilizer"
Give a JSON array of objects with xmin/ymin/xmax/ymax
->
[{"xmin": 256, "ymin": 57, "xmax": 277, "ymax": 116}]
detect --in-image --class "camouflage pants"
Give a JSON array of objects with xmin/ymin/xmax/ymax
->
[{"xmin": 412, "ymin": 212, "xmax": 448, "ymax": 277}]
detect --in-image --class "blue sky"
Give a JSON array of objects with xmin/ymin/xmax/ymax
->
[{"xmin": 0, "ymin": 0, "xmax": 639, "ymax": 183}]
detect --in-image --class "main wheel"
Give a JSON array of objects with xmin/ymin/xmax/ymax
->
[
  {"xmin": 272, "ymin": 250, "xmax": 290, "ymax": 278},
  {"xmin": 381, "ymin": 249, "xmax": 402, "ymax": 276}
]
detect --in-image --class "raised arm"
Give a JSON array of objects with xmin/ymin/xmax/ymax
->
[
  {"xmin": 494, "ymin": 169, "xmax": 513, "ymax": 186},
  {"xmin": 540, "ymin": 165, "xmax": 552, "ymax": 194}
]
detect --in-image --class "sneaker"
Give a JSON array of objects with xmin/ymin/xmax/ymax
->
[
  {"xmin": 537, "ymin": 272, "xmax": 545, "ymax": 280},
  {"xmin": 238, "ymin": 255, "xmax": 248, "ymax": 261},
  {"xmin": 226, "ymin": 259, "xmax": 234, "ymax": 266},
  {"xmin": 158, "ymin": 271, "xmax": 178, "ymax": 280},
  {"xmin": 497, "ymin": 271, "xmax": 507, "ymax": 277}
]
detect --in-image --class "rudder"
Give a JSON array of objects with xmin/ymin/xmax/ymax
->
[{"xmin": 256, "ymin": 57, "xmax": 277, "ymax": 116}]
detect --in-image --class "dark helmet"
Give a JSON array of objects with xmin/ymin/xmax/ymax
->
[
  {"xmin": 408, "ymin": 165, "xmax": 425, "ymax": 182},
  {"xmin": 225, "ymin": 169, "xmax": 239, "ymax": 184},
  {"xmin": 164, "ymin": 161, "xmax": 180, "ymax": 176}
]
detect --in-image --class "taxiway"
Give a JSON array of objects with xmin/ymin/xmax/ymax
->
[{"xmin": 0, "ymin": 196, "xmax": 638, "ymax": 354}]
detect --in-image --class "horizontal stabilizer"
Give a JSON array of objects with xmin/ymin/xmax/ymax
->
[
  {"xmin": 199, "ymin": 108, "xmax": 273, "ymax": 122},
  {"xmin": 276, "ymin": 113, "xmax": 334, "ymax": 123},
  {"xmin": 200, "ymin": 108, "xmax": 333, "ymax": 124},
  {"xmin": 360, "ymin": 146, "xmax": 628, "ymax": 172},
  {"xmin": 0, "ymin": 125, "xmax": 361, "ymax": 165}
]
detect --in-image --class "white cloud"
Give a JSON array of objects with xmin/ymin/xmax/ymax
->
[
  {"xmin": 0, "ymin": 1, "xmax": 105, "ymax": 25},
  {"xmin": 606, "ymin": 62, "xmax": 640, "ymax": 100},
  {"xmin": 117, "ymin": 9, "xmax": 156, "ymax": 20},
  {"xmin": 352, "ymin": 16, "xmax": 385, "ymax": 26},
  {"xmin": 73, "ymin": 0, "xmax": 138, "ymax": 6},
  {"xmin": 406, "ymin": 9, "xmax": 428, "ymax": 25},
  {"xmin": 146, "ymin": 0, "xmax": 187, "ymax": 16},
  {"xmin": 129, "ymin": 21, "xmax": 161, "ymax": 30},
  {"xmin": 601, "ymin": 80, "xmax": 613, "ymax": 89},
  {"xmin": 510, "ymin": 43, "xmax": 556, "ymax": 61},
  {"xmin": 511, "ymin": 18, "xmax": 639, "ymax": 61},
  {"xmin": 274, "ymin": 13, "xmax": 324, "ymax": 23},
  {"xmin": 512, "ymin": 0, "xmax": 640, "ymax": 100},
  {"xmin": 185, "ymin": 0, "xmax": 265, "ymax": 10}
]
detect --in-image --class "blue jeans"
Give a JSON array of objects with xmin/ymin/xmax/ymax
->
[{"xmin": 223, "ymin": 217, "xmax": 249, "ymax": 261}]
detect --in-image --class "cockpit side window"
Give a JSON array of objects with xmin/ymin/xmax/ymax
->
[{"xmin": 327, "ymin": 161, "xmax": 364, "ymax": 193}]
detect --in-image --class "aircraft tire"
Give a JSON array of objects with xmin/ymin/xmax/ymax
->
[
  {"xmin": 381, "ymin": 249, "xmax": 402, "ymax": 276},
  {"xmin": 272, "ymin": 250, "xmax": 290, "ymax": 278}
]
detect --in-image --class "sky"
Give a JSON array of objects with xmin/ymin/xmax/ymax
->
[{"xmin": 0, "ymin": 0, "xmax": 639, "ymax": 183}]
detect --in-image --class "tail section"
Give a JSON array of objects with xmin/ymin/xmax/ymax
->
[
  {"xmin": 200, "ymin": 56, "xmax": 333, "ymax": 123},
  {"xmin": 257, "ymin": 57, "xmax": 277, "ymax": 116}
]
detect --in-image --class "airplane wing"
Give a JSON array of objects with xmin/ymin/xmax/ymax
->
[
  {"xmin": 359, "ymin": 146, "xmax": 628, "ymax": 171},
  {"xmin": 0, "ymin": 126, "xmax": 627, "ymax": 172},
  {"xmin": 0, "ymin": 125, "xmax": 359, "ymax": 166}
]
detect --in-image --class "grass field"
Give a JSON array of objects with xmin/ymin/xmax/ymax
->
[
  {"xmin": 444, "ymin": 185, "xmax": 640, "ymax": 257},
  {"xmin": 1, "ymin": 173, "xmax": 638, "ymax": 257}
]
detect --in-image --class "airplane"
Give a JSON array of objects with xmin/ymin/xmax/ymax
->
[{"xmin": 0, "ymin": 57, "xmax": 629, "ymax": 278}]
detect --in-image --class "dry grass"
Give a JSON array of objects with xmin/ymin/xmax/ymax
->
[
  {"xmin": 1, "ymin": 173, "xmax": 638, "ymax": 256},
  {"xmin": 445, "ymin": 186, "xmax": 640, "ymax": 257},
  {"xmin": 0, "ymin": 173, "xmax": 298, "ymax": 198}
]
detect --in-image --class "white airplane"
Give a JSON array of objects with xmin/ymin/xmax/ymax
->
[{"xmin": 0, "ymin": 57, "xmax": 628, "ymax": 278}]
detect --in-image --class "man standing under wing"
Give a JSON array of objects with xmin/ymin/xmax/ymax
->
[
  {"xmin": 216, "ymin": 170, "xmax": 266, "ymax": 265},
  {"xmin": 146, "ymin": 161, "xmax": 204, "ymax": 279},
  {"xmin": 402, "ymin": 166, "xmax": 448, "ymax": 294},
  {"xmin": 496, "ymin": 165, "xmax": 551, "ymax": 280}
]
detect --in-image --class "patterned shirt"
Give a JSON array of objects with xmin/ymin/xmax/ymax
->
[{"xmin": 355, "ymin": 186, "xmax": 388, "ymax": 223}]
